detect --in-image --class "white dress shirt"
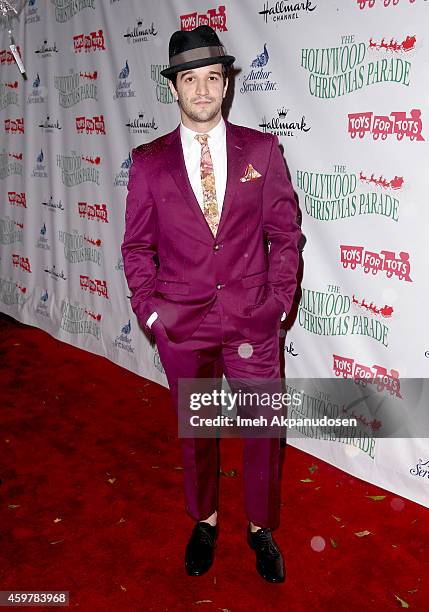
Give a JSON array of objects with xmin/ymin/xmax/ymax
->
[{"xmin": 146, "ymin": 118, "xmax": 286, "ymax": 328}]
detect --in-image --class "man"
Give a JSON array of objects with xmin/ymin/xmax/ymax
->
[{"xmin": 121, "ymin": 26, "xmax": 301, "ymax": 583}]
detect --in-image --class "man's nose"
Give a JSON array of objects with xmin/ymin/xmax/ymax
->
[{"xmin": 195, "ymin": 79, "xmax": 209, "ymax": 96}]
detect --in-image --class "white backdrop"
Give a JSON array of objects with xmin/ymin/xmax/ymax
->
[{"xmin": 1, "ymin": 0, "xmax": 428, "ymax": 508}]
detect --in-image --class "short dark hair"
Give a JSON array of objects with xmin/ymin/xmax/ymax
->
[{"xmin": 169, "ymin": 64, "xmax": 229, "ymax": 89}]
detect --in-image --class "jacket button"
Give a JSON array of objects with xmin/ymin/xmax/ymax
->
[
  {"xmin": 213, "ymin": 244, "xmax": 220, "ymax": 251},
  {"xmin": 216, "ymin": 283, "xmax": 223, "ymax": 290}
]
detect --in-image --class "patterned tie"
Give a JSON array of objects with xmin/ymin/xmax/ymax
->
[{"xmin": 195, "ymin": 133, "xmax": 219, "ymax": 236}]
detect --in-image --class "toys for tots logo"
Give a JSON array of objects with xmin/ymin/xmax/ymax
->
[
  {"xmin": 299, "ymin": 286, "xmax": 389, "ymax": 346},
  {"xmin": 301, "ymin": 34, "xmax": 414, "ymax": 99},
  {"xmin": 348, "ymin": 109, "xmax": 424, "ymax": 141},
  {"xmin": 180, "ymin": 5, "xmax": 227, "ymax": 31},
  {"xmin": 297, "ymin": 165, "xmax": 401, "ymax": 221},
  {"xmin": 340, "ymin": 245, "xmax": 412, "ymax": 281},
  {"xmin": 73, "ymin": 29, "xmax": 106, "ymax": 52}
]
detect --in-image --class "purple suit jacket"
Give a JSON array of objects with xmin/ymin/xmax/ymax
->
[{"xmin": 121, "ymin": 120, "xmax": 301, "ymax": 343}]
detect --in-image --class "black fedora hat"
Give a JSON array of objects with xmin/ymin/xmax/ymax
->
[{"xmin": 160, "ymin": 25, "xmax": 235, "ymax": 79}]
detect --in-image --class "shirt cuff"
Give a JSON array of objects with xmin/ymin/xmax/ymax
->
[
  {"xmin": 281, "ymin": 312, "xmax": 287, "ymax": 322},
  {"xmin": 146, "ymin": 311, "xmax": 158, "ymax": 328}
]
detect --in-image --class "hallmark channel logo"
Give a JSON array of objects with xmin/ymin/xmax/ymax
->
[
  {"xmin": 126, "ymin": 112, "xmax": 158, "ymax": 135},
  {"xmin": 114, "ymin": 152, "xmax": 131, "ymax": 187},
  {"xmin": 80, "ymin": 274, "xmax": 108, "ymax": 298},
  {"xmin": 124, "ymin": 17, "xmax": 157, "ymax": 43},
  {"xmin": 44, "ymin": 265, "xmax": 67, "ymax": 281},
  {"xmin": 60, "ymin": 298, "xmax": 101, "ymax": 339},
  {"xmin": 260, "ymin": 107, "xmax": 310, "ymax": 136},
  {"xmin": 114, "ymin": 60, "xmax": 135, "ymax": 99},
  {"xmin": 299, "ymin": 286, "xmax": 389, "ymax": 347},
  {"xmin": 348, "ymin": 109, "xmax": 424, "ymax": 141},
  {"xmin": 340, "ymin": 245, "xmax": 412, "ymax": 282},
  {"xmin": 8, "ymin": 191, "xmax": 26, "ymax": 208},
  {"xmin": 113, "ymin": 320, "xmax": 135, "ymax": 353},
  {"xmin": 12, "ymin": 253, "xmax": 32, "ymax": 273},
  {"xmin": 51, "ymin": 0, "xmax": 95, "ymax": 23},
  {"xmin": 301, "ymin": 34, "xmax": 413, "ymax": 99},
  {"xmin": 180, "ymin": 6, "xmax": 227, "ymax": 31},
  {"xmin": 0, "ymin": 81, "xmax": 18, "ymax": 110},
  {"xmin": 25, "ymin": 0, "xmax": 41, "ymax": 24},
  {"xmin": 35, "ymin": 290, "xmax": 50, "ymax": 318},
  {"xmin": 39, "ymin": 116, "xmax": 62, "ymax": 133},
  {"xmin": 54, "ymin": 70, "xmax": 98, "ymax": 107},
  {"xmin": 0, "ymin": 278, "xmax": 27, "ymax": 306},
  {"xmin": 0, "ymin": 151, "xmax": 23, "ymax": 179},
  {"xmin": 73, "ymin": 29, "xmax": 106, "ymax": 53},
  {"xmin": 239, "ymin": 44, "xmax": 277, "ymax": 94},
  {"xmin": 34, "ymin": 39, "xmax": 59, "ymax": 57},
  {"xmin": 0, "ymin": 217, "xmax": 23, "ymax": 245},
  {"xmin": 27, "ymin": 73, "xmax": 46, "ymax": 104},
  {"xmin": 59, "ymin": 229, "xmax": 102, "ymax": 265},
  {"xmin": 31, "ymin": 149, "xmax": 48, "ymax": 178},
  {"xmin": 57, "ymin": 151, "xmax": 100, "ymax": 186},
  {"xmin": 297, "ymin": 166, "xmax": 400, "ymax": 221},
  {"xmin": 4, "ymin": 117, "xmax": 24, "ymax": 134},
  {"xmin": 76, "ymin": 115, "xmax": 106, "ymax": 135},
  {"xmin": 259, "ymin": 0, "xmax": 316, "ymax": 24},
  {"xmin": 36, "ymin": 223, "xmax": 50, "ymax": 250},
  {"xmin": 332, "ymin": 354, "xmax": 400, "ymax": 398},
  {"xmin": 41, "ymin": 195, "xmax": 64, "ymax": 212},
  {"xmin": 150, "ymin": 65, "xmax": 173, "ymax": 104},
  {"xmin": 78, "ymin": 201, "xmax": 109, "ymax": 223}
]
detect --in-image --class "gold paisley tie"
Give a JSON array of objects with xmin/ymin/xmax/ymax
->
[{"xmin": 195, "ymin": 133, "xmax": 219, "ymax": 236}]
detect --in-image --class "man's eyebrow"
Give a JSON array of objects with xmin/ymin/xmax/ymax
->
[{"xmin": 180, "ymin": 69, "xmax": 222, "ymax": 79}]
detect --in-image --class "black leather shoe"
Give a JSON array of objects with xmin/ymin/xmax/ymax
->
[
  {"xmin": 185, "ymin": 521, "xmax": 217, "ymax": 576},
  {"xmin": 247, "ymin": 524, "xmax": 285, "ymax": 583}
]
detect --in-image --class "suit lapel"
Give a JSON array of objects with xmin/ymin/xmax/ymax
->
[
  {"xmin": 217, "ymin": 121, "xmax": 246, "ymax": 238},
  {"xmin": 164, "ymin": 121, "xmax": 247, "ymax": 240}
]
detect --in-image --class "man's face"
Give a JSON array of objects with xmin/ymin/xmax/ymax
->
[{"xmin": 169, "ymin": 63, "xmax": 228, "ymax": 128}]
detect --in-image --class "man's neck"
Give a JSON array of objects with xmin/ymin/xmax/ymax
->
[{"xmin": 180, "ymin": 113, "xmax": 223, "ymax": 134}]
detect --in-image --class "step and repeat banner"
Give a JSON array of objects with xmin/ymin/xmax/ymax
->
[{"xmin": 1, "ymin": 0, "xmax": 428, "ymax": 507}]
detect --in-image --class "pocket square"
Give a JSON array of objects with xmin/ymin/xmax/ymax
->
[{"xmin": 240, "ymin": 164, "xmax": 262, "ymax": 182}]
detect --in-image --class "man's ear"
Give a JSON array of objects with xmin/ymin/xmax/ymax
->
[
  {"xmin": 168, "ymin": 80, "xmax": 178, "ymax": 101},
  {"xmin": 223, "ymin": 77, "xmax": 229, "ymax": 99}
]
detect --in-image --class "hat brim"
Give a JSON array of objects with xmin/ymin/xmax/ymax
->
[{"xmin": 160, "ymin": 55, "xmax": 235, "ymax": 79}]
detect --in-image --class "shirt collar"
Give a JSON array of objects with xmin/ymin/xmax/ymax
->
[{"xmin": 180, "ymin": 116, "xmax": 226, "ymax": 150}]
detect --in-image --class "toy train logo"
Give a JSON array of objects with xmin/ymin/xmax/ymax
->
[
  {"xmin": 340, "ymin": 245, "xmax": 412, "ymax": 282},
  {"xmin": 348, "ymin": 109, "xmax": 424, "ymax": 141},
  {"xmin": 333, "ymin": 354, "xmax": 401, "ymax": 398}
]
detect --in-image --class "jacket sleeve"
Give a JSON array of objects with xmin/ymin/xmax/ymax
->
[
  {"xmin": 121, "ymin": 148, "xmax": 158, "ymax": 328},
  {"xmin": 262, "ymin": 134, "xmax": 301, "ymax": 315}
]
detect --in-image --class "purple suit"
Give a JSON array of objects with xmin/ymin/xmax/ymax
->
[{"xmin": 122, "ymin": 120, "xmax": 301, "ymax": 528}]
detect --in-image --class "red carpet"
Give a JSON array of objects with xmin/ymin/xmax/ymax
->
[{"xmin": 0, "ymin": 313, "xmax": 428, "ymax": 611}]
